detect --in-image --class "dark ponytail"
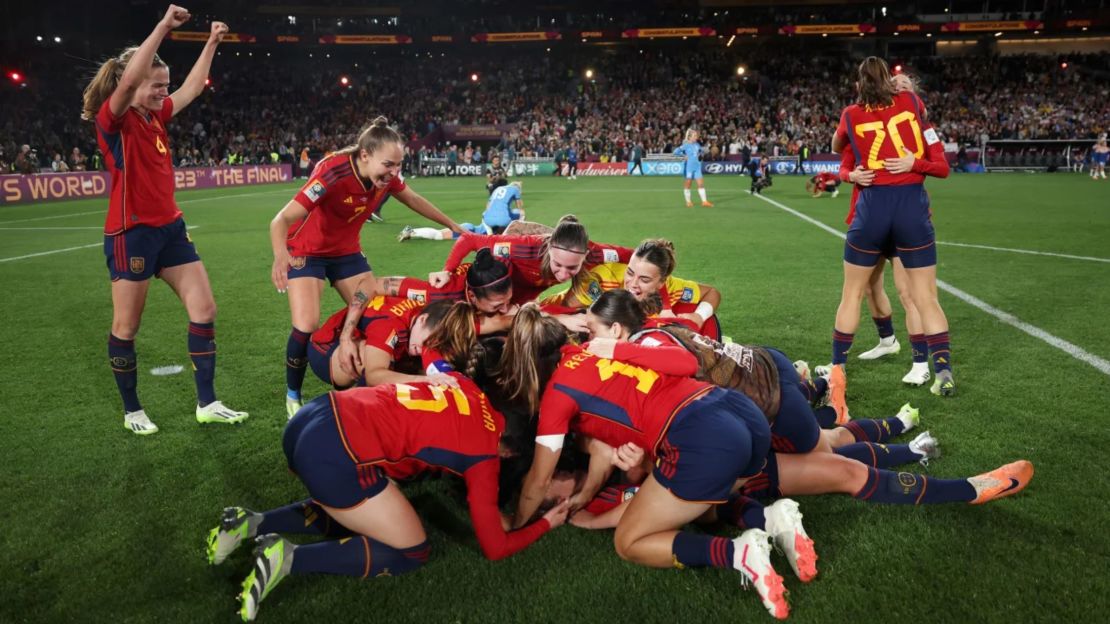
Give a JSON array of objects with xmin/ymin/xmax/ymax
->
[
  {"xmin": 467, "ymin": 248, "xmax": 512, "ymax": 301},
  {"xmin": 588, "ymin": 290, "xmax": 647, "ymax": 335},
  {"xmin": 856, "ymin": 57, "xmax": 897, "ymax": 108}
]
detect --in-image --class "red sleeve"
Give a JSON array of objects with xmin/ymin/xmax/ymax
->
[
  {"xmin": 834, "ymin": 108, "xmax": 850, "ymax": 148},
  {"xmin": 96, "ymin": 98, "xmax": 124, "ymax": 134},
  {"xmin": 839, "ymin": 148, "xmax": 856, "ymax": 182},
  {"xmin": 464, "ymin": 459, "xmax": 550, "ymax": 560},
  {"xmin": 911, "ymin": 128, "xmax": 950, "ymax": 179},
  {"xmin": 536, "ymin": 382, "xmax": 578, "ymax": 437},
  {"xmin": 609, "ymin": 341, "xmax": 697, "ymax": 377},
  {"xmin": 292, "ymin": 161, "xmax": 332, "ymax": 211},
  {"xmin": 389, "ymin": 172, "xmax": 408, "ymax": 195},
  {"xmin": 586, "ymin": 242, "xmax": 633, "ymax": 266},
  {"xmin": 158, "ymin": 96, "xmax": 175, "ymax": 124},
  {"xmin": 443, "ymin": 233, "xmax": 502, "ymax": 271},
  {"xmin": 363, "ymin": 317, "xmax": 405, "ymax": 360}
]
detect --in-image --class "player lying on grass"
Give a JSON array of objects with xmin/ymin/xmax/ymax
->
[
  {"xmin": 430, "ymin": 214, "xmax": 632, "ymax": 331},
  {"xmin": 543, "ymin": 238, "xmax": 724, "ymax": 340},
  {"xmin": 82, "ymin": 4, "xmax": 247, "ymax": 434},
  {"xmin": 559, "ymin": 436, "xmax": 1033, "ymax": 534},
  {"xmin": 500, "ymin": 305, "xmax": 795, "ymax": 619},
  {"xmin": 399, "ymin": 180, "xmax": 525, "ymax": 241},
  {"xmin": 584, "ymin": 289, "xmax": 938, "ymax": 465},
  {"xmin": 270, "ymin": 116, "xmax": 463, "ymax": 418},
  {"xmin": 206, "ymin": 303, "xmax": 569, "ymax": 622}
]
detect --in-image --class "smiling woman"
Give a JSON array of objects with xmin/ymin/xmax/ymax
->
[
  {"xmin": 80, "ymin": 4, "xmax": 248, "ymax": 435},
  {"xmin": 268, "ymin": 116, "xmax": 464, "ymax": 418}
]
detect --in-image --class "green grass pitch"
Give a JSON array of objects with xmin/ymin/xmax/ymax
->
[{"xmin": 1, "ymin": 172, "xmax": 1108, "ymax": 623}]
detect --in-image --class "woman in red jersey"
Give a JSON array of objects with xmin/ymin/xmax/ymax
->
[
  {"xmin": 826, "ymin": 86, "xmax": 950, "ymax": 389},
  {"xmin": 270, "ymin": 116, "xmax": 463, "ymax": 418},
  {"xmin": 500, "ymin": 305, "xmax": 794, "ymax": 620},
  {"xmin": 81, "ymin": 5, "xmax": 246, "ymax": 435},
  {"xmin": 824, "ymin": 58, "xmax": 956, "ymax": 427},
  {"xmin": 205, "ymin": 303, "xmax": 569, "ymax": 622},
  {"xmin": 430, "ymin": 214, "xmax": 632, "ymax": 330}
]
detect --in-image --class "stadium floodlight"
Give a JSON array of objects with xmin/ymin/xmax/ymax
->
[
  {"xmin": 204, "ymin": 78, "xmax": 211, "ymax": 86},
  {"xmin": 471, "ymin": 73, "xmax": 479, "ymax": 82},
  {"xmin": 994, "ymin": 31, "xmax": 1003, "ymax": 37},
  {"xmin": 339, "ymin": 76, "xmax": 350, "ymax": 87},
  {"xmin": 894, "ymin": 64, "xmax": 903, "ymax": 72},
  {"xmin": 736, "ymin": 66, "xmax": 746, "ymax": 76},
  {"xmin": 585, "ymin": 69, "xmax": 594, "ymax": 79},
  {"xmin": 8, "ymin": 71, "xmax": 23, "ymax": 83},
  {"xmin": 1061, "ymin": 62, "xmax": 1068, "ymax": 69},
  {"xmin": 54, "ymin": 36, "xmax": 62, "ymax": 43},
  {"xmin": 35, "ymin": 36, "xmax": 42, "ymax": 42}
]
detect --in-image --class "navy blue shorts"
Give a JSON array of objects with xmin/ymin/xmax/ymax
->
[
  {"xmin": 766, "ymin": 348, "xmax": 821, "ymax": 454},
  {"xmin": 104, "ymin": 218, "xmax": 200, "ymax": 281},
  {"xmin": 283, "ymin": 395, "xmax": 388, "ymax": 509},
  {"xmin": 845, "ymin": 184, "xmax": 936, "ymax": 269},
  {"xmin": 653, "ymin": 387, "xmax": 771, "ymax": 504},
  {"xmin": 287, "ymin": 252, "xmax": 371, "ymax": 285},
  {"xmin": 307, "ymin": 340, "xmax": 365, "ymax": 389},
  {"xmin": 740, "ymin": 451, "xmax": 783, "ymax": 501}
]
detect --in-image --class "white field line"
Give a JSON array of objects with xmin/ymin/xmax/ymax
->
[
  {"xmin": 936, "ymin": 241, "xmax": 1110, "ymax": 264},
  {"xmin": 0, "ymin": 226, "xmax": 198, "ymax": 264},
  {"xmin": 0, "ymin": 186, "xmax": 294, "ymax": 225},
  {"xmin": 749, "ymin": 191, "xmax": 1110, "ymax": 377}
]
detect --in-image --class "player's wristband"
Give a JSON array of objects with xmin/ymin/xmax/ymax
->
[{"xmin": 695, "ymin": 301, "xmax": 715, "ymax": 321}]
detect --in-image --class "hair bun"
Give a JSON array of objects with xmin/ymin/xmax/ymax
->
[{"xmin": 556, "ymin": 214, "xmax": 579, "ymax": 225}]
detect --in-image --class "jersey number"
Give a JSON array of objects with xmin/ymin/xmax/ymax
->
[
  {"xmin": 855, "ymin": 111, "xmax": 924, "ymax": 170},
  {"xmin": 395, "ymin": 383, "xmax": 471, "ymax": 416},
  {"xmin": 595, "ymin": 359, "xmax": 659, "ymax": 394},
  {"xmin": 347, "ymin": 205, "xmax": 367, "ymax": 223}
]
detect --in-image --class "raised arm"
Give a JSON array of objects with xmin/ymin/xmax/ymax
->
[
  {"xmin": 169, "ymin": 21, "xmax": 227, "ymax": 117},
  {"xmin": 393, "ymin": 186, "xmax": 463, "ymax": 234},
  {"xmin": 109, "ymin": 5, "xmax": 191, "ymax": 118}
]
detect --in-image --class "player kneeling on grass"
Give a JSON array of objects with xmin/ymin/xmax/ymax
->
[
  {"xmin": 805, "ymin": 172, "xmax": 840, "ymax": 198},
  {"xmin": 501, "ymin": 305, "xmax": 792, "ymax": 619},
  {"xmin": 399, "ymin": 181, "xmax": 524, "ymax": 241},
  {"xmin": 206, "ymin": 303, "xmax": 569, "ymax": 622},
  {"xmin": 83, "ymin": 5, "xmax": 247, "ymax": 434}
]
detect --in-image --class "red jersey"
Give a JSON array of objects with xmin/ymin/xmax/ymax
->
[
  {"xmin": 95, "ymin": 98, "xmax": 181, "ymax": 234},
  {"xmin": 835, "ymin": 91, "xmax": 932, "ymax": 187},
  {"xmin": 287, "ymin": 154, "xmax": 407, "ymax": 257},
  {"xmin": 329, "ymin": 376, "xmax": 549, "ymax": 560},
  {"xmin": 396, "ymin": 263, "xmax": 473, "ymax": 304},
  {"xmin": 837, "ymin": 122, "xmax": 949, "ymax": 225},
  {"xmin": 443, "ymin": 234, "xmax": 632, "ymax": 304},
  {"xmin": 814, "ymin": 172, "xmax": 839, "ymax": 191},
  {"xmin": 312, "ymin": 296, "xmax": 424, "ymax": 361},
  {"xmin": 536, "ymin": 343, "xmax": 707, "ymax": 455}
]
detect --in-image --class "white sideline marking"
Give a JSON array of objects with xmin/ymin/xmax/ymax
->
[
  {"xmin": 937, "ymin": 241, "xmax": 1110, "ymax": 264},
  {"xmin": 0, "ymin": 187, "xmax": 293, "ymax": 225},
  {"xmin": 0, "ymin": 243, "xmax": 101, "ymax": 263},
  {"xmin": 750, "ymin": 191, "xmax": 1110, "ymax": 377},
  {"xmin": 0, "ymin": 226, "xmax": 198, "ymax": 264}
]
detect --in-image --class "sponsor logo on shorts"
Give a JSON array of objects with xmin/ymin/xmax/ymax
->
[
  {"xmin": 304, "ymin": 179, "xmax": 326, "ymax": 202},
  {"xmin": 408, "ymin": 289, "xmax": 427, "ymax": 304},
  {"xmin": 602, "ymin": 249, "xmax": 620, "ymax": 263},
  {"xmin": 129, "ymin": 257, "xmax": 145, "ymax": 274},
  {"xmin": 290, "ymin": 256, "xmax": 307, "ymax": 270},
  {"xmin": 492, "ymin": 242, "xmax": 512, "ymax": 258}
]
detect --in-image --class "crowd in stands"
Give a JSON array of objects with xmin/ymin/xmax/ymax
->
[{"xmin": 2, "ymin": 47, "xmax": 1106, "ymax": 174}]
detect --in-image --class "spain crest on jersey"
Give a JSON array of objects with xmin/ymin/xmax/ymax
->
[{"xmin": 492, "ymin": 242, "xmax": 512, "ymax": 259}]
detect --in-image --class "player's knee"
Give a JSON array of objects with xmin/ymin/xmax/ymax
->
[
  {"xmin": 613, "ymin": 527, "xmax": 639, "ymax": 562},
  {"xmin": 192, "ymin": 299, "xmax": 217, "ymax": 323},
  {"xmin": 111, "ymin": 320, "xmax": 140, "ymax": 340}
]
